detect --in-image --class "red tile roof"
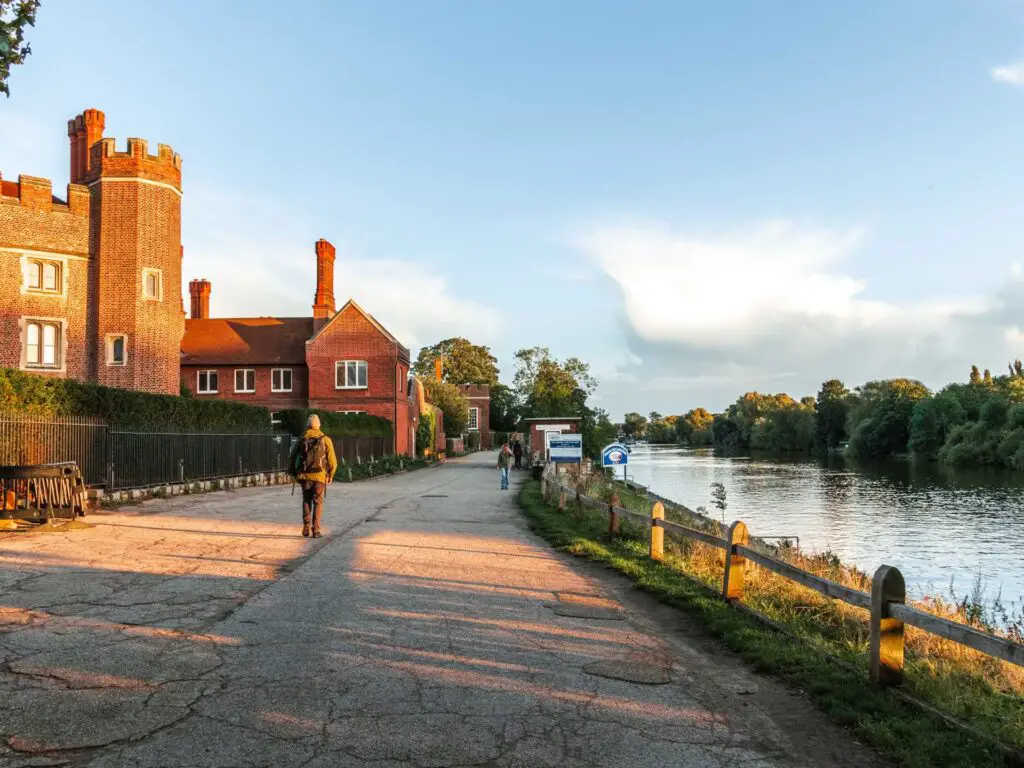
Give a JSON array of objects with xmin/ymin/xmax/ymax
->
[{"xmin": 181, "ymin": 317, "xmax": 313, "ymax": 365}]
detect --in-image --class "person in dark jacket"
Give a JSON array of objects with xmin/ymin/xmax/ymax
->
[
  {"xmin": 288, "ymin": 415, "xmax": 338, "ymax": 538},
  {"xmin": 512, "ymin": 440, "xmax": 523, "ymax": 469}
]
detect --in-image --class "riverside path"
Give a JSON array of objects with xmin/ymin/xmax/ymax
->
[{"xmin": 0, "ymin": 452, "xmax": 881, "ymax": 768}]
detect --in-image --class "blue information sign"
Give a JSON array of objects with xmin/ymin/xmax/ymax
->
[{"xmin": 601, "ymin": 443, "xmax": 629, "ymax": 467}]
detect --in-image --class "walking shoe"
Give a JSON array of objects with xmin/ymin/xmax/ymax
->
[
  {"xmin": 312, "ymin": 530, "xmax": 322, "ymax": 538},
  {"xmin": 302, "ymin": 525, "xmax": 310, "ymax": 537}
]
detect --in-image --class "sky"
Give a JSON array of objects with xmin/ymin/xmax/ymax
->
[{"xmin": 3, "ymin": 0, "xmax": 1024, "ymax": 419}]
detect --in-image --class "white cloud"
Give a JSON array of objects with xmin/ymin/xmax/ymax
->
[
  {"xmin": 991, "ymin": 61, "xmax": 1024, "ymax": 86},
  {"xmin": 578, "ymin": 220, "xmax": 1024, "ymax": 414},
  {"xmin": 181, "ymin": 186, "xmax": 501, "ymax": 351}
]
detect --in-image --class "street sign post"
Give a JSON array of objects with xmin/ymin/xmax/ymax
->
[{"xmin": 601, "ymin": 442, "xmax": 629, "ymax": 481}]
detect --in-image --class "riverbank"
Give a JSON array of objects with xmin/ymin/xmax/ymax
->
[{"xmin": 518, "ymin": 477, "xmax": 1023, "ymax": 768}]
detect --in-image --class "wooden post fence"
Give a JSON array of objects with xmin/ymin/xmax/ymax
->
[{"xmin": 541, "ymin": 467, "xmax": 1023, "ymax": 687}]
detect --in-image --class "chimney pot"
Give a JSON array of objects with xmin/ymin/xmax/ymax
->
[{"xmin": 189, "ymin": 278, "xmax": 211, "ymax": 320}]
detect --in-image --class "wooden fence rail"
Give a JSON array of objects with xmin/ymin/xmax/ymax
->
[{"xmin": 542, "ymin": 469, "xmax": 1024, "ymax": 687}]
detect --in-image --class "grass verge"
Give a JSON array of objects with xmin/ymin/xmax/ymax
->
[{"xmin": 518, "ymin": 478, "xmax": 1015, "ymax": 768}]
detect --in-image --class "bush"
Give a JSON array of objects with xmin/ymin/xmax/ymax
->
[
  {"xmin": 0, "ymin": 367, "xmax": 269, "ymax": 431},
  {"xmin": 466, "ymin": 431, "xmax": 481, "ymax": 451},
  {"xmin": 275, "ymin": 409, "xmax": 392, "ymax": 438}
]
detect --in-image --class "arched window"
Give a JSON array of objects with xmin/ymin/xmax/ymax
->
[
  {"xmin": 24, "ymin": 320, "xmax": 62, "ymax": 368},
  {"xmin": 43, "ymin": 262, "xmax": 59, "ymax": 292},
  {"xmin": 26, "ymin": 259, "xmax": 61, "ymax": 294},
  {"xmin": 28, "ymin": 261, "xmax": 42, "ymax": 290}
]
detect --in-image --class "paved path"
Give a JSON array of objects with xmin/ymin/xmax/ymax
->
[{"xmin": 0, "ymin": 453, "xmax": 880, "ymax": 768}]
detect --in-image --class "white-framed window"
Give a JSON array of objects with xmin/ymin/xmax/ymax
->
[
  {"xmin": 270, "ymin": 411, "xmax": 282, "ymax": 427},
  {"xmin": 335, "ymin": 360, "xmax": 368, "ymax": 389},
  {"xmin": 234, "ymin": 369, "xmax": 255, "ymax": 393},
  {"xmin": 271, "ymin": 368, "xmax": 293, "ymax": 392},
  {"xmin": 142, "ymin": 268, "xmax": 162, "ymax": 301},
  {"xmin": 197, "ymin": 370, "xmax": 218, "ymax": 394},
  {"xmin": 338, "ymin": 410, "xmax": 367, "ymax": 415},
  {"xmin": 23, "ymin": 319, "xmax": 63, "ymax": 369},
  {"xmin": 25, "ymin": 258, "xmax": 63, "ymax": 295},
  {"xmin": 468, "ymin": 407, "xmax": 479, "ymax": 431},
  {"xmin": 106, "ymin": 334, "xmax": 127, "ymax": 366}
]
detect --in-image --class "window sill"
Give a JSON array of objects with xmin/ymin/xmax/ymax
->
[
  {"xmin": 107, "ymin": 362, "xmax": 127, "ymax": 367},
  {"xmin": 271, "ymin": 389, "xmax": 293, "ymax": 394},
  {"xmin": 25, "ymin": 290, "xmax": 64, "ymax": 297},
  {"xmin": 197, "ymin": 390, "xmax": 219, "ymax": 395},
  {"xmin": 335, "ymin": 386, "xmax": 369, "ymax": 391},
  {"xmin": 234, "ymin": 390, "xmax": 256, "ymax": 394}
]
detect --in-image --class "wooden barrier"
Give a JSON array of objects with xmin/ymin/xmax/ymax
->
[{"xmin": 544, "ymin": 471, "xmax": 1024, "ymax": 688}]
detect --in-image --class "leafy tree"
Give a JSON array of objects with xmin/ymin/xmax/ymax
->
[
  {"xmin": 983, "ymin": 368, "xmax": 993, "ymax": 384},
  {"xmin": 488, "ymin": 382, "xmax": 518, "ymax": 432},
  {"xmin": 908, "ymin": 392, "xmax": 966, "ymax": 458},
  {"xmin": 846, "ymin": 379, "xmax": 929, "ymax": 458},
  {"xmin": 622, "ymin": 412, "xmax": 648, "ymax": 439},
  {"xmin": 0, "ymin": 1, "xmax": 38, "ymax": 97},
  {"xmin": 750, "ymin": 402, "xmax": 815, "ymax": 453},
  {"xmin": 424, "ymin": 379, "xmax": 469, "ymax": 437},
  {"xmin": 814, "ymin": 379, "xmax": 850, "ymax": 451},
  {"xmin": 970, "ymin": 365, "xmax": 981, "ymax": 385},
  {"xmin": 1010, "ymin": 359, "xmax": 1024, "ymax": 378},
  {"xmin": 649, "ymin": 411, "xmax": 663, "ymax": 423},
  {"xmin": 646, "ymin": 415, "xmax": 678, "ymax": 443},
  {"xmin": 413, "ymin": 337, "xmax": 499, "ymax": 386},
  {"xmin": 581, "ymin": 406, "xmax": 618, "ymax": 459},
  {"xmin": 513, "ymin": 347, "xmax": 596, "ymax": 418},
  {"xmin": 676, "ymin": 408, "xmax": 714, "ymax": 445}
]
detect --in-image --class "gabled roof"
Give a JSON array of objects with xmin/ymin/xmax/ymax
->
[
  {"xmin": 307, "ymin": 299, "xmax": 410, "ymax": 362},
  {"xmin": 181, "ymin": 317, "xmax": 313, "ymax": 365}
]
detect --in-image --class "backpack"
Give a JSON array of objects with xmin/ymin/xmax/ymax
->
[{"xmin": 298, "ymin": 436, "xmax": 328, "ymax": 475}]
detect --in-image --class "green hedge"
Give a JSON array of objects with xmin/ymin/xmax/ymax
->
[
  {"xmin": 0, "ymin": 368, "xmax": 270, "ymax": 431},
  {"xmin": 276, "ymin": 408, "xmax": 393, "ymax": 438}
]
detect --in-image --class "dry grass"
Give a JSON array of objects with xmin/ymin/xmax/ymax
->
[{"xmin": 551, "ymin": 469, "xmax": 1024, "ymax": 752}]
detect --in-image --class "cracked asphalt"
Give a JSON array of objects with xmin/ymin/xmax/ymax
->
[{"xmin": 0, "ymin": 452, "xmax": 882, "ymax": 768}]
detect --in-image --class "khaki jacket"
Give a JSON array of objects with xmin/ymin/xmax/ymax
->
[{"xmin": 289, "ymin": 428, "xmax": 338, "ymax": 484}]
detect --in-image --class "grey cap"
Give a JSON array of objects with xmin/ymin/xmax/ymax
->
[{"xmin": 308, "ymin": 414, "xmax": 321, "ymax": 429}]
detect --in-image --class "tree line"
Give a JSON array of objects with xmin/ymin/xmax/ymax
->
[
  {"xmin": 411, "ymin": 338, "xmax": 617, "ymax": 458},
  {"xmin": 623, "ymin": 361, "xmax": 1024, "ymax": 470}
]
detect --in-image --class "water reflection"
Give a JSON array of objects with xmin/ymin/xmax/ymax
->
[{"xmin": 628, "ymin": 445, "xmax": 1024, "ymax": 607}]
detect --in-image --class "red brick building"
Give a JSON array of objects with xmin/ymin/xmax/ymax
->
[
  {"xmin": 179, "ymin": 240, "xmax": 417, "ymax": 456},
  {"xmin": 459, "ymin": 384, "xmax": 492, "ymax": 448},
  {"xmin": 0, "ymin": 109, "xmax": 184, "ymax": 394}
]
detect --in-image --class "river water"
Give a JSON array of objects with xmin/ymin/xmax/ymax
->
[{"xmin": 626, "ymin": 444, "xmax": 1024, "ymax": 610}]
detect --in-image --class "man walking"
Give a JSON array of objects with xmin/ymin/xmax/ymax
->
[
  {"xmin": 497, "ymin": 442, "xmax": 513, "ymax": 490},
  {"xmin": 512, "ymin": 439, "xmax": 523, "ymax": 470},
  {"xmin": 288, "ymin": 414, "xmax": 338, "ymax": 538}
]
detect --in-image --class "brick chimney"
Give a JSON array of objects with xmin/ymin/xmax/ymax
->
[
  {"xmin": 312, "ymin": 238, "xmax": 336, "ymax": 326},
  {"xmin": 189, "ymin": 278, "xmax": 211, "ymax": 320},
  {"xmin": 67, "ymin": 109, "xmax": 105, "ymax": 184}
]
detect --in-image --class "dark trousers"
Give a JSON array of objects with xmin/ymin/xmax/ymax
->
[
  {"xmin": 301, "ymin": 481, "xmax": 325, "ymax": 531},
  {"xmin": 514, "ymin": 454, "xmax": 522, "ymax": 469}
]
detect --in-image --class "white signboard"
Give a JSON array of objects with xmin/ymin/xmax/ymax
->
[{"xmin": 549, "ymin": 434, "xmax": 583, "ymax": 463}]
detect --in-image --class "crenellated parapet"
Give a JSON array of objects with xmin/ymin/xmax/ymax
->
[
  {"xmin": 86, "ymin": 137, "xmax": 183, "ymax": 191},
  {"xmin": 0, "ymin": 171, "xmax": 90, "ymax": 215}
]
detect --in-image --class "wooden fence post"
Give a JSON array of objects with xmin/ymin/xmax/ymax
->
[
  {"xmin": 558, "ymin": 489, "xmax": 567, "ymax": 512},
  {"xmin": 722, "ymin": 521, "xmax": 749, "ymax": 602},
  {"xmin": 649, "ymin": 502, "xmax": 665, "ymax": 560},
  {"xmin": 540, "ymin": 475, "xmax": 547, "ymax": 499},
  {"xmin": 608, "ymin": 493, "xmax": 620, "ymax": 538},
  {"xmin": 870, "ymin": 565, "xmax": 906, "ymax": 687}
]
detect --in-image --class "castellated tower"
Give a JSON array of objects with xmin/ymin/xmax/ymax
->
[{"xmin": 84, "ymin": 130, "xmax": 184, "ymax": 394}]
